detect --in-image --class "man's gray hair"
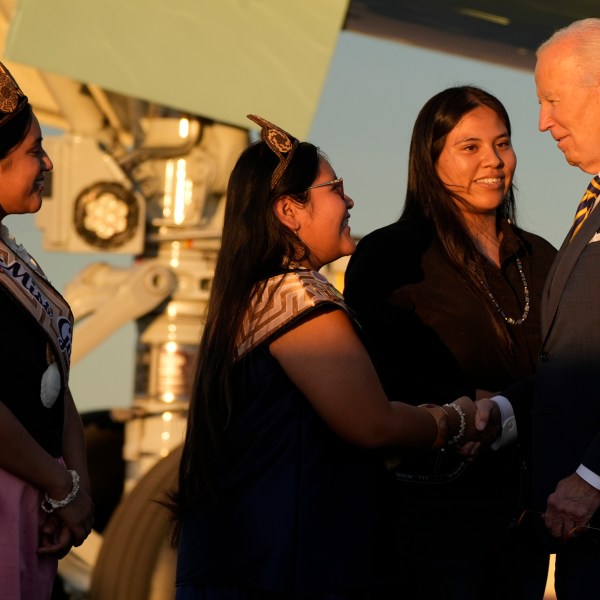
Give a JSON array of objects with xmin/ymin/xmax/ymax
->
[{"xmin": 537, "ymin": 18, "xmax": 600, "ymax": 86}]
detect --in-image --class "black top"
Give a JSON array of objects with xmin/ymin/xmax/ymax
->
[
  {"xmin": 177, "ymin": 281, "xmax": 392, "ymax": 596},
  {"xmin": 344, "ymin": 217, "xmax": 557, "ymax": 555},
  {"xmin": 0, "ymin": 285, "xmax": 64, "ymax": 457}
]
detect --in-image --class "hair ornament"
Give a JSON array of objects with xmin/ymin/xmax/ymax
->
[
  {"xmin": 0, "ymin": 62, "xmax": 26, "ymax": 117},
  {"xmin": 247, "ymin": 114, "xmax": 299, "ymax": 189},
  {"xmin": 0, "ymin": 61, "xmax": 31, "ymax": 157}
]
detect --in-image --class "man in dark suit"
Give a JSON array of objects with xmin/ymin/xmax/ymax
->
[{"xmin": 484, "ymin": 17, "xmax": 600, "ymax": 599}]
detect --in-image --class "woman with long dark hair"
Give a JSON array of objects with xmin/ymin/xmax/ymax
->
[
  {"xmin": 344, "ymin": 86, "xmax": 557, "ymax": 599},
  {"xmin": 171, "ymin": 115, "xmax": 486, "ymax": 600}
]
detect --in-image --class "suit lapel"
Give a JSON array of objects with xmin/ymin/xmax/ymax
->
[{"xmin": 542, "ymin": 203, "xmax": 600, "ymax": 341}]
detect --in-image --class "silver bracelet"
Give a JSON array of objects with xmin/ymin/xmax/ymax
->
[
  {"xmin": 41, "ymin": 469, "xmax": 80, "ymax": 513},
  {"xmin": 445, "ymin": 402, "xmax": 466, "ymax": 446}
]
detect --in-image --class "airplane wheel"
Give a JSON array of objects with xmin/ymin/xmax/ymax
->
[{"xmin": 89, "ymin": 446, "xmax": 181, "ymax": 600}]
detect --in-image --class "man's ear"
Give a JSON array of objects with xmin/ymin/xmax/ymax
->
[{"xmin": 274, "ymin": 195, "xmax": 301, "ymax": 231}]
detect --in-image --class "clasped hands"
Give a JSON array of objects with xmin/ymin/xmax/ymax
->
[
  {"xmin": 447, "ymin": 397, "xmax": 600, "ymax": 541},
  {"xmin": 542, "ymin": 472, "xmax": 600, "ymax": 541},
  {"xmin": 448, "ymin": 393, "xmax": 502, "ymax": 461},
  {"xmin": 37, "ymin": 487, "xmax": 95, "ymax": 559}
]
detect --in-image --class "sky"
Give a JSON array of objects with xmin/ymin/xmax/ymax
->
[{"xmin": 3, "ymin": 29, "xmax": 590, "ymax": 414}]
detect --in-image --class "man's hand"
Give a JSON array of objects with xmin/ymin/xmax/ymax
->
[
  {"xmin": 456, "ymin": 398, "xmax": 501, "ymax": 460},
  {"xmin": 474, "ymin": 397, "xmax": 502, "ymax": 443},
  {"xmin": 545, "ymin": 473, "xmax": 600, "ymax": 540}
]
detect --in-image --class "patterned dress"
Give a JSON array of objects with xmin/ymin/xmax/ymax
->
[{"xmin": 176, "ymin": 270, "xmax": 392, "ymax": 599}]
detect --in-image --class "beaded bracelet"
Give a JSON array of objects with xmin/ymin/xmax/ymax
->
[
  {"xmin": 41, "ymin": 469, "xmax": 80, "ymax": 513},
  {"xmin": 446, "ymin": 402, "xmax": 466, "ymax": 446}
]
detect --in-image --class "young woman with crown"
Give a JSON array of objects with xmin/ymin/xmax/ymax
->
[
  {"xmin": 0, "ymin": 62, "xmax": 93, "ymax": 599},
  {"xmin": 170, "ymin": 114, "xmax": 496, "ymax": 600}
]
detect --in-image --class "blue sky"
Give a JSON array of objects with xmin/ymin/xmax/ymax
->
[
  {"xmin": 5, "ymin": 30, "xmax": 589, "ymax": 412},
  {"xmin": 313, "ymin": 31, "xmax": 586, "ymax": 244}
]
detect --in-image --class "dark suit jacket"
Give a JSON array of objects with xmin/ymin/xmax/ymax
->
[{"xmin": 511, "ymin": 200, "xmax": 600, "ymax": 514}]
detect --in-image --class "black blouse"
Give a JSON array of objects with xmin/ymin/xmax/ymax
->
[
  {"xmin": 344, "ymin": 218, "xmax": 557, "ymax": 406},
  {"xmin": 343, "ymin": 217, "xmax": 557, "ymax": 555},
  {"xmin": 0, "ymin": 286, "xmax": 64, "ymax": 457}
]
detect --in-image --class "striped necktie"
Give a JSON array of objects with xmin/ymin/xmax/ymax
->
[{"xmin": 571, "ymin": 175, "xmax": 600, "ymax": 240}]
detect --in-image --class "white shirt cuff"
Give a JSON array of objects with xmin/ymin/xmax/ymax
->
[
  {"xmin": 489, "ymin": 395, "xmax": 518, "ymax": 450},
  {"xmin": 576, "ymin": 464, "xmax": 600, "ymax": 490}
]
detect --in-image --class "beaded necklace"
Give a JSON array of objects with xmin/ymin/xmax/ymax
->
[{"xmin": 481, "ymin": 255, "xmax": 530, "ymax": 326}]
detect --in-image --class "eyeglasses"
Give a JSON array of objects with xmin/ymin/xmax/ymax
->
[
  {"xmin": 517, "ymin": 509, "xmax": 600, "ymax": 542},
  {"xmin": 307, "ymin": 177, "xmax": 344, "ymax": 197}
]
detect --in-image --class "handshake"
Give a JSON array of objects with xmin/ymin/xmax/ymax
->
[{"xmin": 419, "ymin": 394, "xmax": 502, "ymax": 459}]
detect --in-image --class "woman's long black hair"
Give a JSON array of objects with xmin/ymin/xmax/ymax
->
[
  {"xmin": 169, "ymin": 139, "xmax": 322, "ymax": 542},
  {"xmin": 401, "ymin": 85, "xmax": 518, "ymax": 349}
]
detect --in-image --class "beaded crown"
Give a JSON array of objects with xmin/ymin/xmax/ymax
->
[
  {"xmin": 0, "ymin": 61, "xmax": 31, "ymax": 157},
  {"xmin": 247, "ymin": 114, "xmax": 299, "ymax": 190},
  {"xmin": 0, "ymin": 62, "xmax": 28, "ymax": 125}
]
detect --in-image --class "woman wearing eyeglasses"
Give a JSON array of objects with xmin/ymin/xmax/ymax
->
[
  {"xmin": 168, "ymin": 115, "xmax": 495, "ymax": 600},
  {"xmin": 344, "ymin": 86, "xmax": 557, "ymax": 599}
]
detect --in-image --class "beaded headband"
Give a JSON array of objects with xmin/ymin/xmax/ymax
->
[
  {"xmin": 247, "ymin": 114, "xmax": 299, "ymax": 190},
  {"xmin": 0, "ymin": 61, "xmax": 31, "ymax": 157}
]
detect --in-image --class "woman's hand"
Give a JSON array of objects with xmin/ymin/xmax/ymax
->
[
  {"xmin": 447, "ymin": 395, "xmax": 478, "ymax": 443},
  {"xmin": 37, "ymin": 487, "xmax": 94, "ymax": 557},
  {"xmin": 38, "ymin": 513, "xmax": 73, "ymax": 558},
  {"xmin": 56, "ymin": 486, "xmax": 95, "ymax": 546}
]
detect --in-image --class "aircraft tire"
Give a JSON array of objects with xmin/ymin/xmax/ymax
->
[{"xmin": 89, "ymin": 446, "xmax": 181, "ymax": 600}]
